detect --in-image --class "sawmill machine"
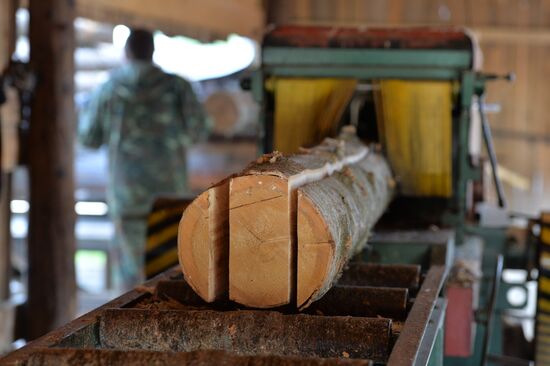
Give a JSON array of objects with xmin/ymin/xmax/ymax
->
[
  {"xmin": 1, "ymin": 26, "xmax": 536, "ymax": 366},
  {"xmin": 245, "ymin": 26, "xmax": 530, "ymax": 365}
]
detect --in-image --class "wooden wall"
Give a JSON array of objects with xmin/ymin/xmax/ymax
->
[
  {"xmin": 77, "ymin": 0, "xmax": 265, "ymax": 42},
  {"xmin": 267, "ymin": 0, "xmax": 550, "ymax": 216}
]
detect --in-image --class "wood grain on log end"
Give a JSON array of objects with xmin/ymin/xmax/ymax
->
[
  {"xmin": 229, "ymin": 175, "xmax": 293, "ymax": 308},
  {"xmin": 178, "ymin": 180, "xmax": 229, "ymax": 302}
]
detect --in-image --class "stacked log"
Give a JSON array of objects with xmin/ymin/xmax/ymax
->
[
  {"xmin": 178, "ymin": 127, "xmax": 393, "ymax": 309},
  {"xmin": 204, "ymin": 91, "xmax": 259, "ymax": 137}
]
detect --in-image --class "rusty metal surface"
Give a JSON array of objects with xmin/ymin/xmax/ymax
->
[
  {"xmin": 0, "ymin": 258, "xmax": 447, "ymax": 366},
  {"xmin": 264, "ymin": 25, "xmax": 473, "ymax": 50},
  {"xmin": 339, "ymin": 263, "xmax": 420, "ymax": 290},
  {"xmin": 26, "ymin": 349, "xmax": 372, "ymax": 366},
  {"xmin": 150, "ymin": 279, "xmax": 407, "ymax": 318},
  {"xmin": 0, "ymin": 270, "xmax": 178, "ymax": 365},
  {"xmin": 307, "ymin": 286, "xmax": 408, "ymax": 319},
  {"xmin": 99, "ymin": 309, "xmax": 391, "ymax": 362},
  {"xmin": 386, "ymin": 266, "xmax": 447, "ymax": 366}
]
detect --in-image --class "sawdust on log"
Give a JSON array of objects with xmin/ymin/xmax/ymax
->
[
  {"xmin": 255, "ymin": 151, "xmax": 283, "ymax": 164},
  {"xmin": 134, "ymin": 294, "xmax": 205, "ymax": 311}
]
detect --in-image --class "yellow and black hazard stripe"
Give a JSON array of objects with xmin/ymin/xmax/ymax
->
[
  {"xmin": 537, "ymin": 212, "xmax": 550, "ymax": 366},
  {"xmin": 145, "ymin": 197, "xmax": 192, "ymax": 279}
]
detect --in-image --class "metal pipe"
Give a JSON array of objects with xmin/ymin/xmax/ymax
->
[{"xmin": 478, "ymin": 94, "xmax": 506, "ymax": 208}]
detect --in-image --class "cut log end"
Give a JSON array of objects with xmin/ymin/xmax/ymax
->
[
  {"xmin": 178, "ymin": 180, "xmax": 230, "ymax": 302},
  {"xmin": 229, "ymin": 175, "xmax": 293, "ymax": 308},
  {"xmin": 178, "ymin": 191, "xmax": 211, "ymax": 301}
]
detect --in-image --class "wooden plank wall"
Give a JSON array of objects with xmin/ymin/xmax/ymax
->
[
  {"xmin": 77, "ymin": 0, "xmax": 265, "ymax": 42},
  {"xmin": 267, "ymin": 0, "xmax": 550, "ymax": 216}
]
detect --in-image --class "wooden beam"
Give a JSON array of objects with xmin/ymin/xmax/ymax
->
[
  {"xmin": 473, "ymin": 27, "xmax": 550, "ymax": 45},
  {"xmin": 0, "ymin": 0, "xmax": 16, "ymax": 72},
  {"xmin": 27, "ymin": 0, "xmax": 76, "ymax": 340},
  {"xmin": 76, "ymin": 0, "xmax": 265, "ymax": 41},
  {"xmin": 0, "ymin": 0, "xmax": 17, "ymax": 303}
]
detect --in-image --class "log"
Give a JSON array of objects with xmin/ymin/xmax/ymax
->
[
  {"xmin": 178, "ymin": 127, "xmax": 393, "ymax": 308},
  {"xmin": 204, "ymin": 91, "xmax": 259, "ymax": 138}
]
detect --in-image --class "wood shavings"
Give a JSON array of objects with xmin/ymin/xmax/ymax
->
[
  {"xmin": 341, "ymin": 166, "xmax": 353, "ymax": 179},
  {"xmin": 134, "ymin": 294, "xmax": 202, "ymax": 310},
  {"xmin": 135, "ymin": 285, "xmax": 155, "ymax": 295},
  {"xmin": 255, "ymin": 151, "xmax": 283, "ymax": 164},
  {"xmin": 269, "ymin": 151, "xmax": 282, "ymax": 163}
]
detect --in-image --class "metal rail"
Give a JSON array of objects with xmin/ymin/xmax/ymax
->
[
  {"xmin": 1, "ymin": 262, "xmax": 444, "ymax": 365},
  {"xmin": 387, "ymin": 265, "xmax": 447, "ymax": 365}
]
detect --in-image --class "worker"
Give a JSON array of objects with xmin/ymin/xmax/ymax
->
[{"xmin": 78, "ymin": 28, "xmax": 210, "ymax": 290}]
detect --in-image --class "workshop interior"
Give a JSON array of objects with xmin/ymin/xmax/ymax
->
[{"xmin": 0, "ymin": 1, "xmax": 549, "ymax": 365}]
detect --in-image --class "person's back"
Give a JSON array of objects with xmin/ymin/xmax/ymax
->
[{"xmin": 79, "ymin": 29, "xmax": 209, "ymax": 289}]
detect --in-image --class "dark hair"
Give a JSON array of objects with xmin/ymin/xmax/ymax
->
[{"xmin": 125, "ymin": 29, "xmax": 154, "ymax": 61}]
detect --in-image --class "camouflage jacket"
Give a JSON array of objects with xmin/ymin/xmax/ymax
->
[{"xmin": 78, "ymin": 61, "xmax": 210, "ymax": 217}]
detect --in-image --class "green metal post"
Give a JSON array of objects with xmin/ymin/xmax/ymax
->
[{"xmin": 453, "ymin": 71, "xmax": 475, "ymax": 244}]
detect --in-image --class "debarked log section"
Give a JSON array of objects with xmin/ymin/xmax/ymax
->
[{"xmin": 178, "ymin": 127, "xmax": 394, "ymax": 308}]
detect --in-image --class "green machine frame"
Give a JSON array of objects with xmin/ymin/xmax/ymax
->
[{"xmin": 250, "ymin": 27, "xmax": 479, "ymax": 241}]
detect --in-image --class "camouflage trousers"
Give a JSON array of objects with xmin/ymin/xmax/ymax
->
[{"xmin": 111, "ymin": 216, "xmax": 147, "ymax": 291}]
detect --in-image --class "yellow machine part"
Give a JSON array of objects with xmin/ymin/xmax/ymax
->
[
  {"xmin": 375, "ymin": 80, "xmax": 453, "ymax": 197},
  {"xmin": 270, "ymin": 78, "xmax": 357, "ymax": 153}
]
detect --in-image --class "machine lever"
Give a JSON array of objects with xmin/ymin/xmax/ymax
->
[{"xmin": 478, "ymin": 94, "xmax": 506, "ymax": 208}]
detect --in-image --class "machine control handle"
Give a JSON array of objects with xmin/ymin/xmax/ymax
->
[{"xmin": 480, "ymin": 72, "xmax": 516, "ymax": 83}]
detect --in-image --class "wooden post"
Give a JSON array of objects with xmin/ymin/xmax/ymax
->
[
  {"xmin": 0, "ymin": 0, "xmax": 15, "ymax": 73},
  {"xmin": 0, "ymin": 0, "xmax": 17, "ymax": 302},
  {"xmin": 27, "ymin": 0, "xmax": 76, "ymax": 339}
]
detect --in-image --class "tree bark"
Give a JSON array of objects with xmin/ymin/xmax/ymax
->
[
  {"xmin": 296, "ymin": 151, "xmax": 392, "ymax": 308},
  {"xmin": 178, "ymin": 127, "xmax": 393, "ymax": 308},
  {"xmin": 27, "ymin": 0, "xmax": 76, "ymax": 339}
]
